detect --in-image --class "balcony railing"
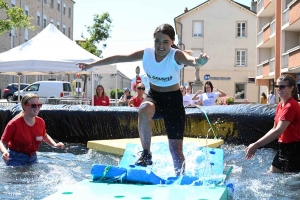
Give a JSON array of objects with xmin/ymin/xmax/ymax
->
[
  {"xmin": 269, "ymin": 58, "xmax": 275, "ymax": 72},
  {"xmin": 257, "ymin": 30, "xmax": 263, "ymax": 45},
  {"xmin": 257, "ymin": 63, "xmax": 263, "ymax": 76},
  {"xmin": 282, "ymin": 53, "xmax": 289, "ymax": 69},
  {"xmin": 257, "ymin": 0, "xmax": 263, "ymax": 13},
  {"xmin": 270, "ymin": 20, "xmax": 276, "ymax": 36},
  {"xmin": 282, "ymin": 8, "xmax": 290, "ymax": 25}
]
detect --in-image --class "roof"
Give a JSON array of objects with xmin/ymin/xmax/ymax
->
[{"xmin": 174, "ymin": 0, "xmax": 256, "ymax": 20}]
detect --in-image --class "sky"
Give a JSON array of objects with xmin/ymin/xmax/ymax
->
[{"xmin": 73, "ymin": 0, "xmax": 252, "ymax": 79}]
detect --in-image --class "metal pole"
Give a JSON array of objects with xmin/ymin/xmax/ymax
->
[
  {"xmin": 91, "ymin": 72, "xmax": 94, "ymax": 106},
  {"xmin": 115, "ymin": 73, "xmax": 118, "ymax": 106}
]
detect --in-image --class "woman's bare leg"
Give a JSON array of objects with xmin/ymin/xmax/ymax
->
[
  {"xmin": 269, "ymin": 165, "xmax": 284, "ymax": 173},
  {"xmin": 169, "ymin": 139, "xmax": 185, "ymax": 176},
  {"xmin": 138, "ymin": 102, "xmax": 155, "ymax": 152}
]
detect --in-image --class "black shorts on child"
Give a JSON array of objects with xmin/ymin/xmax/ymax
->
[{"xmin": 143, "ymin": 88, "xmax": 185, "ymax": 140}]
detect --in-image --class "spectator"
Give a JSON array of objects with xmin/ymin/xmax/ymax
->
[
  {"xmin": 93, "ymin": 85, "xmax": 110, "ymax": 106},
  {"xmin": 192, "ymin": 81, "xmax": 226, "ymax": 106},
  {"xmin": 260, "ymin": 92, "xmax": 267, "ymax": 104},
  {"xmin": 245, "ymin": 75, "xmax": 300, "ymax": 173},
  {"xmin": 129, "ymin": 83, "xmax": 145, "ymax": 108},
  {"xmin": 119, "ymin": 88, "xmax": 132, "ymax": 106},
  {"xmin": 267, "ymin": 90, "xmax": 276, "ymax": 104},
  {"xmin": 186, "ymin": 85, "xmax": 197, "ymax": 106},
  {"xmin": 180, "ymin": 85, "xmax": 192, "ymax": 107},
  {"xmin": 0, "ymin": 93, "xmax": 65, "ymax": 166}
]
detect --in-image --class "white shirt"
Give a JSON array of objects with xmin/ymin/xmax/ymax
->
[
  {"xmin": 187, "ymin": 93, "xmax": 197, "ymax": 105},
  {"xmin": 199, "ymin": 92, "xmax": 220, "ymax": 106},
  {"xmin": 183, "ymin": 95, "xmax": 192, "ymax": 107},
  {"xmin": 267, "ymin": 94, "xmax": 275, "ymax": 104},
  {"xmin": 142, "ymin": 48, "xmax": 184, "ymax": 87}
]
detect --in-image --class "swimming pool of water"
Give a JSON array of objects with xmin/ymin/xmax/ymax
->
[{"xmin": 0, "ymin": 143, "xmax": 299, "ymax": 200}]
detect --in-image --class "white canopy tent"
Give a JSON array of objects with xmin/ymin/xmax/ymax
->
[{"xmin": 0, "ymin": 24, "xmax": 117, "ymax": 104}]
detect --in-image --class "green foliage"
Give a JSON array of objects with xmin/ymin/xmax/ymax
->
[
  {"xmin": 77, "ymin": 12, "xmax": 112, "ymax": 57},
  {"xmin": 77, "ymin": 39, "xmax": 101, "ymax": 57},
  {"xmin": 87, "ymin": 12, "xmax": 112, "ymax": 44},
  {"xmin": 110, "ymin": 88, "xmax": 123, "ymax": 99},
  {"xmin": 226, "ymin": 97, "xmax": 235, "ymax": 105},
  {"xmin": 0, "ymin": 0, "xmax": 34, "ymax": 35}
]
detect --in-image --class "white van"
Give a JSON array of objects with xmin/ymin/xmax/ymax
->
[{"xmin": 13, "ymin": 81, "xmax": 72, "ymax": 103}]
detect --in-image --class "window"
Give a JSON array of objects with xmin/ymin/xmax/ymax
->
[
  {"xmin": 237, "ymin": 22, "xmax": 246, "ymax": 37},
  {"xmin": 25, "ymin": 28, "xmax": 28, "ymax": 42},
  {"xmin": 57, "ymin": 21, "xmax": 60, "ymax": 30},
  {"xmin": 57, "ymin": 0, "xmax": 60, "ymax": 11},
  {"xmin": 236, "ymin": 49, "xmax": 247, "ymax": 66},
  {"xmin": 50, "ymin": 18, "xmax": 53, "ymax": 23},
  {"xmin": 68, "ymin": 7, "xmax": 71, "ymax": 18},
  {"xmin": 68, "ymin": 27, "xmax": 70, "ymax": 38},
  {"xmin": 63, "ymin": 24, "xmax": 65, "ymax": 34},
  {"xmin": 63, "ymin": 4, "xmax": 66, "ymax": 15},
  {"xmin": 193, "ymin": 21, "xmax": 203, "ymax": 37},
  {"xmin": 10, "ymin": 28, "xmax": 15, "ymax": 48},
  {"xmin": 51, "ymin": 0, "xmax": 54, "ymax": 8},
  {"xmin": 11, "ymin": 0, "xmax": 15, "ymax": 7},
  {"xmin": 43, "ymin": 18, "xmax": 47, "ymax": 28},
  {"xmin": 235, "ymin": 83, "xmax": 246, "ymax": 99},
  {"xmin": 24, "ymin": 6, "xmax": 29, "ymax": 17},
  {"xmin": 37, "ymin": 12, "xmax": 40, "ymax": 26},
  {"xmin": 44, "ymin": 0, "xmax": 47, "ymax": 4}
]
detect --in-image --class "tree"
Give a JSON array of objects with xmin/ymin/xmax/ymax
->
[
  {"xmin": 77, "ymin": 12, "xmax": 112, "ymax": 92},
  {"xmin": 0, "ymin": 0, "xmax": 34, "ymax": 35}
]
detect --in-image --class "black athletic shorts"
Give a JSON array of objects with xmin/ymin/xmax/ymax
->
[
  {"xmin": 272, "ymin": 141, "xmax": 300, "ymax": 173},
  {"xmin": 143, "ymin": 88, "xmax": 185, "ymax": 139}
]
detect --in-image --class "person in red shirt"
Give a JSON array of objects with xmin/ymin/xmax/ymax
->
[
  {"xmin": 93, "ymin": 85, "xmax": 110, "ymax": 106},
  {"xmin": 245, "ymin": 75, "xmax": 300, "ymax": 173},
  {"xmin": 129, "ymin": 83, "xmax": 145, "ymax": 108},
  {"xmin": 0, "ymin": 93, "xmax": 65, "ymax": 167}
]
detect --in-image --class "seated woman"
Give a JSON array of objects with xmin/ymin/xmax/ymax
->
[
  {"xmin": 92, "ymin": 85, "xmax": 110, "ymax": 106},
  {"xmin": 119, "ymin": 88, "xmax": 132, "ymax": 106},
  {"xmin": 129, "ymin": 83, "xmax": 145, "ymax": 108},
  {"xmin": 0, "ymin": 93, "xmax": 65, "ymax": 167},
  {"xmin": 192, "ymin": 81, "xmax": 226, "ymax": 106}
]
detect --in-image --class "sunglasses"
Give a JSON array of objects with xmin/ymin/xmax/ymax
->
[
  {"xmin": 274, "ymin": 85, "xmax": 289, "ymax": 90},
  {"xmin": 25, "ymin": 104, "xmax": 43, "ymax": 108},
  {"xmin": 137, "ymin": 87, "xmax": 145, "ymax": 90}
]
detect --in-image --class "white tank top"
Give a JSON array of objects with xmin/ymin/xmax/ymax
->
[{"xmin": 142, "ymin": 48, "xmax": 184, "ymax": 87}]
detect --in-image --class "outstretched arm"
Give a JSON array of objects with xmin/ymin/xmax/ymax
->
[
  {"xmin": 175, "ymin": 51, "xmax": 209, "ymax": 67},
  {"xmin": 77, "ymin": 50, "xmax": 144, "ymax": 70},
  {"xmin": 245, "ymin": 121, "xmax": 289, "ymax": 159},
  {"xmin": 43, "ymin": 134, "xmax": 65, "ymax": 149},
  {"xmin": 0, "ymin": 140, "xmax": 9, "ymax": 162},
  {"xmin": 215, "ymin": 86, "xmax": 226, "ymax": 97}
]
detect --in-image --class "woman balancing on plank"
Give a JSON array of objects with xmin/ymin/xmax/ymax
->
[{"xmin": 77, "ymin": 23, "xmax": 209, "ymax": 176}]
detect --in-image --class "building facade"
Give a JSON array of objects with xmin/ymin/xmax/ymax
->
[
  {"xmin": 0, "ymin": 0, "xmax": 75, "ymax": 97},
  {"xmin": 174, "ymin": 0, "xmax": 259, "ymax": 103},
  {"xmin": 256, "ymin": 0, "xmax": 300, "ymax": 102}
]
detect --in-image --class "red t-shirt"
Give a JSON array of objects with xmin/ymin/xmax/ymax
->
[
  {"xmin": 275, "ymin": 97, "xmax": 300, "ymax": 143},
  {"xmin": 93, "ymin": 95, "xmax": 110, "ymax": 106},
  {"xmin": 132, "ymin": 96, "xmax": 144, "ymax": 107},
  {"xmin": 1, "ymin": 115, "xmax": 46, "ymax": 156}
]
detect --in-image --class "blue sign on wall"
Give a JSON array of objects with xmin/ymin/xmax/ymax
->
[{"xmin": 204, "ymin": 74, "xmax": 210, "ymax": 80}]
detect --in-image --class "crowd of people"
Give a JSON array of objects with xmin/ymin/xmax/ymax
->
[{"xmin": 1, "ymin": 23, "xmax": 300, "ymax": 175}]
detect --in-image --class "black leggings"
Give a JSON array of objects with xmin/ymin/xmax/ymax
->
[{"xmin": 143, "ymin": 88, "xmax": 185, "ymax": 139}]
